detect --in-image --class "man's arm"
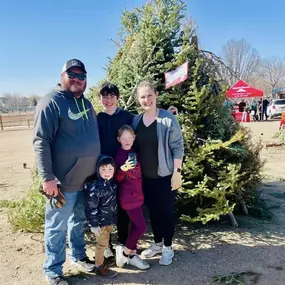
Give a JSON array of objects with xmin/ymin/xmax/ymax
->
[{"xmin": 33, "ymin": 96, "xmax": 59, "ymax": 196}]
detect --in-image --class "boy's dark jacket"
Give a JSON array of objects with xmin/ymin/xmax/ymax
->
[
  {"xmin": 97, "ymin": 108, "xmax": 134, "ymax": 158},
  {"xmin": 84, "ymin": 156, "xmax": 117, "ymax": 228}
]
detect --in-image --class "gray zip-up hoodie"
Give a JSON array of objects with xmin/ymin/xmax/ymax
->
[
  {"xmin": 132, "ymin": 108, "xmax": 184, "ymax": 177},
  {"xmin": 33, "ymin": 84, "xmax": 101, "ymax": 192}
]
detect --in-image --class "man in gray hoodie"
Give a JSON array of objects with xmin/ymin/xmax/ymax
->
[{"xmin": 33, "ymin": 59, "xmax": 101, "ymax": 285}]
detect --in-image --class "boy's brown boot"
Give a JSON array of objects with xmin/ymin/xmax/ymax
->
[{"xmin": 95, "ymin": 264, "xmax": 118, "ymax": 278}]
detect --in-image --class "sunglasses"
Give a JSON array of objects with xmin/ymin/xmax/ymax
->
[{"xmin": 66, "ymin": 71, "xmax": 86, "ymax": 81}]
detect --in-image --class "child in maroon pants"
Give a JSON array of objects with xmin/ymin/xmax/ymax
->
[{"xmin": 114, "ymin": 125, "xmax": 150, "ymax": 270}]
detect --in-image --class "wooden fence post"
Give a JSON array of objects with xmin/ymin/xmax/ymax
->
[
  {"xmin": 27, "ymin": 113, "xmax": 30, "ymax": 128},
  {"xmin": 0, "ymin": 115, "xmax": 3, "ymax": 130}
]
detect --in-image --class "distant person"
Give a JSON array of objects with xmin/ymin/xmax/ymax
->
[
  {"xmin": 238, "ymin": 99, "xmax": 246, "ymax": 112},
  {"xmin": 262, "ymin": 98, "xmax": 269, "ymax": 120},
  {"xmin": 84, "ymin": 156, "xmax": 118, "ymax": 278},
  {"xmin": 33, "ymin": 59, "xmax": 100, "ymax": 285},
  {"xmin": 250, "ymin": 100, "xmax": 258, "ymax": 121},
  {"xmin": 257, "ymin": 100, "xmax": 262, "ymax": 121},
  {"xmin": 223, "ymin": 99, "xmax": 234, "ymax": 110}
]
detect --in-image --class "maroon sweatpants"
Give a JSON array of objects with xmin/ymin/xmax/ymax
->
[{"xmin": 125, "ymin": 207, "xmax": 147, "ymax": 250}]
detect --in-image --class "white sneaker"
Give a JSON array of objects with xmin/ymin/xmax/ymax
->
[
  {"xmin": 104, "ymin": 247, "xmax": 114, "ymax": 259},
  {"xmin": 159, "ymin": 246, "xmax": 174, "ymax": 266},
  {"xmin": 115, "ymin": 245, "xmax": 128, "ymax": 268},
  {"xmin": 129, "ymin": 255, "xmax": 150, "ymax": 270},
  {"xmin": 141, "ymin": 242, "xmax": 163, "ymax": 258}
]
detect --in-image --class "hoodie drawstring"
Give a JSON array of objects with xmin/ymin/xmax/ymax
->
[{"xmin": 74, "ymin": 97, "xmax": 89, "ymax": 121}]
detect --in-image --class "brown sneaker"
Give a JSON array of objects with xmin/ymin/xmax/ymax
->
[{"xmin": 95, "ymin": 264, "xmax": 118, "ymax": 278}]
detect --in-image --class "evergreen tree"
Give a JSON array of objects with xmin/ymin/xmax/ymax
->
[{"xmin": 91, "ymin": 0, "xmax": 263, "ymax": 224}]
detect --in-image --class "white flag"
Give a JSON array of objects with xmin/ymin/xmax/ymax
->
[{"xmin": 165, "ymin": 61, "xmax": 188, "ymax": 89}]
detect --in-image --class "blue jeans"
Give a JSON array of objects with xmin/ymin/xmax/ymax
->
[{"xmin": 43, "ymin": 191, "xmax": 86, "ymax": 278}]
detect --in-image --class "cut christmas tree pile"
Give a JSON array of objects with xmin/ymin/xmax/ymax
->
[{"xmin": 89, "ymin": 0, "xmax": 264, "ymax": 225}]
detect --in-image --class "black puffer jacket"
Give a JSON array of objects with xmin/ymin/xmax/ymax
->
[{"xmin": 84, "ymin": 156, "xmax": 117, "ymax": 228}]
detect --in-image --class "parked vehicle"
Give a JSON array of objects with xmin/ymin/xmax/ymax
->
[{"xmin": 267, "ymin": 99, "xmax": 285, "ymax": 119}]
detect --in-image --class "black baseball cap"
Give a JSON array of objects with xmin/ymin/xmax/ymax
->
[{"xmin": 61, "ymin": 59, "xmax": 87, "ymax": 74}]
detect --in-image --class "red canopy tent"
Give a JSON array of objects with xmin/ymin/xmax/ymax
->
[
  {"xmin": 226, "ymin": 80, "xmax": 263, "ymax": 99},
  {"xmin": 226, "ymin": 80, "xmax": 264, "ymax": 122}
]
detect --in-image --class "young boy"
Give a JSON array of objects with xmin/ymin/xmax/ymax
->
[
  {"xmin": 97, "ymin": 83, "xmax": 134, "ymax": 261},
  {"xmin": 98, "ymin": 83, "xmax": 134, "ymax": 158},
  {"xmin": 84, "ymin": 156, "xmax": 118, "ymax": 278}
]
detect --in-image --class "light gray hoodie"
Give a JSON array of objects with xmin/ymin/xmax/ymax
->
[
  {"xmin": 33, "ymin": 84, "xmax": 101, "ymax": 192},
  {"xmin": 132, "ymin": 108, "xmax": 184, "ymax": 177}
]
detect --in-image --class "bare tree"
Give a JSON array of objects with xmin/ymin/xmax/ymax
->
[
  {"xmin": 247, "ymin": 76, "xmax": 271, "ymax": 96},
  {"xmin": 260, "ymin": 57, "xmax": 285, "ymax": 91},
  {"xmin": 1, "ymin": 93, "xmax": 30, "ymax": 111},
  {"xmin": 221, "ymin": 39, "xmax": 261, "ymax": 85}
]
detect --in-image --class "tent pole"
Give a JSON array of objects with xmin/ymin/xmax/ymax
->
[{"xmin": 261, "ymin": 97, "xmax": 264, "ymax": 121}]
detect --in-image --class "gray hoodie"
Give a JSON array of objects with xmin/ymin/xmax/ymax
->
[
  {"xmin": 33, "ymin": 84, "xmax": 101, "ymax": 192},
  {"xmin": 132, "ymin": 108, "xmax": 184, "ymax": 177}
]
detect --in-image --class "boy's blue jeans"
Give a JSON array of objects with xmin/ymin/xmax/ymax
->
[{"xmin": 43, "ymin": 191, "xmax": 86, "ymax": 278}]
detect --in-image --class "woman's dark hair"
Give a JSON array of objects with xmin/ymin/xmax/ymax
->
[{"xmin": 99, "ymin": 82, "xmax": 120, "ymax": 98}]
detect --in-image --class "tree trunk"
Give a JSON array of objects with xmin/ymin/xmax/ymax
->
[{"xmin": 228, "ymin": 211, "xmax": 238, "ymax": 228}]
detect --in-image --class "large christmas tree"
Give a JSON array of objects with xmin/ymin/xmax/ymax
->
[{"xmin": 90, "ymin": 0, "xmax": 263, "ymax": 224}]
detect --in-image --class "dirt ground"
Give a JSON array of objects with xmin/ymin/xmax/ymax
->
[{"xmin": 0, "ymin": 121, "xmax": 285, "ymax": 285}]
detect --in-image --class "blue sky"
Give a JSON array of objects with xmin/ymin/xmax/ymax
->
[{"xmin": 0, "ymin": 0, "xmax": 284, "ymax": 97}]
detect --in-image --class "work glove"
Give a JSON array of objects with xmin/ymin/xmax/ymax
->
[
  {"xmin": 91, "ymin": 226, "xmax": 102, "ymax": 237},
  {"xmin": 171, "ymin": 171, "xmax": 182, "ymax": 191},
  {"xmin": 40, "ymin": 186, "xmax": 66, "ymax": 209},
  {"xmin": 49, "ymin": 190, "xmax": 66, "ymax": 209},
  {"xmin": 120, "ymin": 158, "xmax": 136, "ymax": 172}
]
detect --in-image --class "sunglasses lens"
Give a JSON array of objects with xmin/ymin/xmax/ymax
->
[
  {"xmin": 67, "ymin": 72, "xmax": 76, "ymax": 79},
  {"xmin": 77, "ymin": 74, "xmax": 86, "ymax": 81},
  {"xmin": 67, "ymin": 72, "xmax": 86, "ymax": 81}
]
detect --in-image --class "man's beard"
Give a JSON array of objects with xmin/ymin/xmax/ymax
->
[{"xmin": 66, "ymin": 81, "xmax": 87, "ymax": 96}]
